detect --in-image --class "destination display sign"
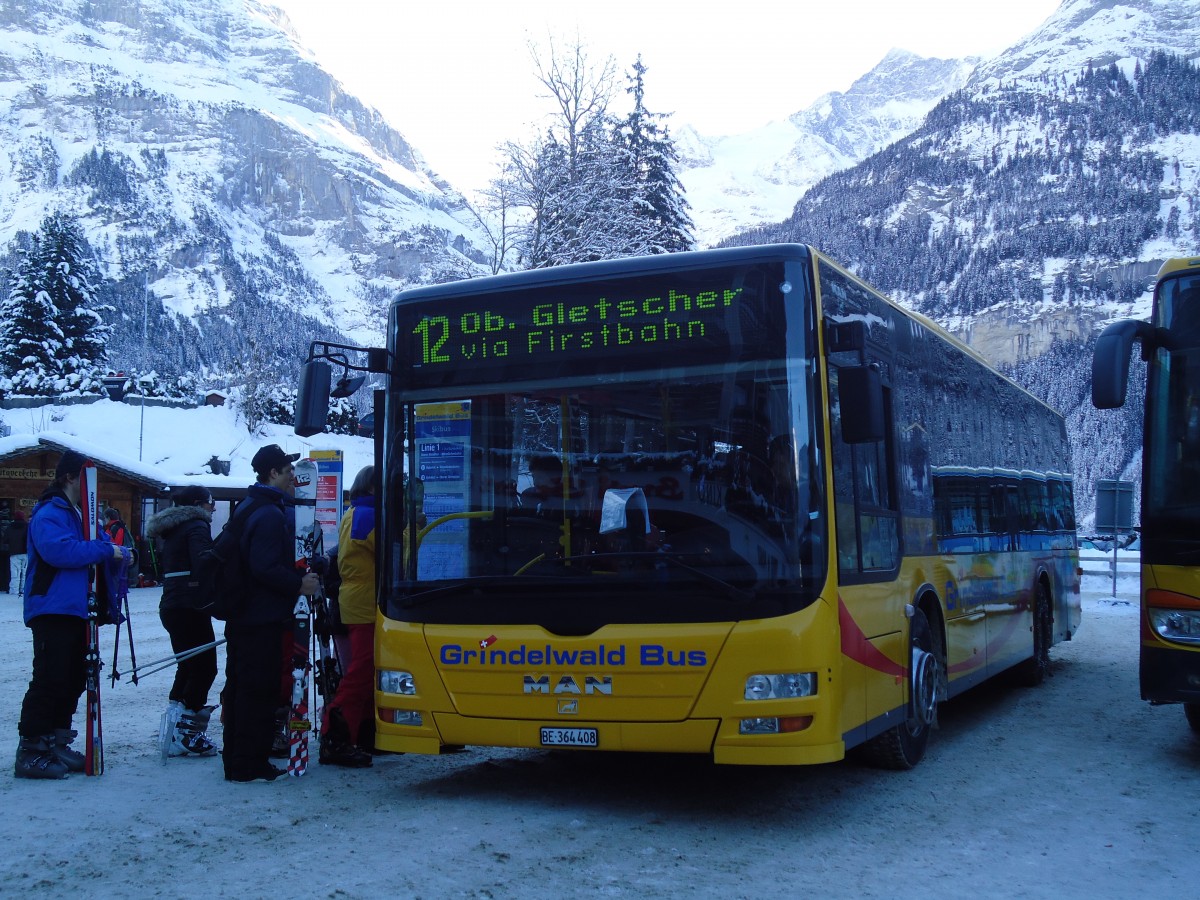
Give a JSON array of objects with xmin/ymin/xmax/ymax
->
[{"xmin": 393, "ymin": 261, "xmax": 789, "ymax": 389}]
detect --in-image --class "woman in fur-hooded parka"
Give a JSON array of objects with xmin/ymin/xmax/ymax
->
[{"xmin": 145, "ymin": 488, "xmax": 217, "ymax": 715}]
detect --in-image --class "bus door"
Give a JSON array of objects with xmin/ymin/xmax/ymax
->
[
  {"xmin": 986, "ymin": 478, "xmax": 1028, "ymax": 674},
  {"xmin": 939, "ymin": 473, "xmax": 989, "ymax": 690},
  {"xmin": 828, "ymin": 362, "xmax": 905, "ymax": 736}
]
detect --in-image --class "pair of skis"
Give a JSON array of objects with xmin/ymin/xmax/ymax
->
[
  {"xmin": 78, "ymin": 460, "xmax": 136, "ymax": 775},
  {"xmin": 287, "ymin": 457, "xmax": 322, "ymax": 777},
  {"xmin": 80, "ymin": 461, "xmax": 104, "ymax": 777}
]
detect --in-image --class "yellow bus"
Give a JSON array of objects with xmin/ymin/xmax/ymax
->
[
  {"xmin": 1093, "ymin": 255, "xmax": 1200, "ymax": 732},
  {"xmin": 298, "ymin": 244, "xmax": 1081, "ymax": 768}
]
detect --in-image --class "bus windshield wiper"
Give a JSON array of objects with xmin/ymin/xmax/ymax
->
[
  {"xmin": 524, "ymin": 551, "xmax": 755, "ymax": 602},
  {"xmin": 401, "ymin": 553, "xmax": 755, "ymax": 607},
  {"xmin": 401, "ymin": 575, "xmax": 559, "ymax": 608}
]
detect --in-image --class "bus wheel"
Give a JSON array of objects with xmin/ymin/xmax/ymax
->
[
  {"xmin": 856, "ymin": 608, "xmax": 938, "ymax": 770},
  {"xmin": 1014, "ymin": 581, "xmax": 1053, "ymax": 687},
  {"xmin": 1185, "ymin": 703, "xmax": 1200, "ymax": 734}
]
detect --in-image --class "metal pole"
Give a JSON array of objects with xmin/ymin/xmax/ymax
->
[
  {"xmin": 1111, "ymin": 537, "xmax": 1118, "ymax": 597},
  {"xmin": 139, "ymin": 274, "xmax": 147, "ymax": 461},
  {"xmin": 128, "ymin": 638, "xmax": 227, "ymax": 680}
]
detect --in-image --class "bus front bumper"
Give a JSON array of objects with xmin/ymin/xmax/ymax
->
[
  {"xmin": 375, "ymin": 713, "xmax": 845, "ymax": 765},
  {"xmin": 1141, "ymin": 644, "xmax": 1200, "ymax": 704}
]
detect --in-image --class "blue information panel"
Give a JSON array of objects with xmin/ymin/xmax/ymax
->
[{"xmin": 414, "ymin": 401, "xmax": 472, "ymax": 579}]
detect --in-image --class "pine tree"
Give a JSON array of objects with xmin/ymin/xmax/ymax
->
[
  {"xmin": 501, "ymin": 44, "xmax": 693, "ymax": 268},
  {"xmin": 543, "ymin": 117, "xmax": 641, "ymax": 265},
  {"xmin": 0, "ymin": 213, "xmax": 111, "ymax": 396},
  {"xmin": 41, "ymin": 213, "xmax": 111, "ymax": 394},
  {"xmin": 614, "ymin": 57, "xmax": 694, "ymax": 255},
  {"xmin": 0, "ymin": 236, "xmax": 63, "ymax": 395}
]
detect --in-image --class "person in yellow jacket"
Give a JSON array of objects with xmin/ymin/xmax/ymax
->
[{"xmin": 319, "ymin": 466, "xmax": 377, "ymax": 767}]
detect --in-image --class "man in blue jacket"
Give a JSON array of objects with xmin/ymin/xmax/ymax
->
[
  {"xmin": 222, "ymin": 444, "xmax": 319, "ymax": 783},
  {"xmin": 15, "ymin": 450, "xmax": 132, "ymax": 780}
]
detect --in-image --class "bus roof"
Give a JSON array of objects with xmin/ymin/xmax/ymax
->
[
  {"xmin": 1156, "ymin": 256, "xmax": 1200, "ymax": 279},
  {"xmin": 811, "ymin": 250, "xmax": 1064, "ymax": 419},
  {"xmin": 391, "ymin": 244, "xmax": 813, "ymax": 307},
  {"xmin": 390, "ymin": 242, "xmax": 1064, "ymax": 420}
]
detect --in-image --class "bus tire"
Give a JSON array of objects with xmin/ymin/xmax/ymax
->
[
  {"xmin": 1014, "ymin": 581, "xmax": 1053, "ymax": 687},
  {"xmin": 856, "ymin": 607, "xmax": 938, "ymax": 770},
  {"xmin": 1185, "ymin": 703, "xmax": 1200, "ymax": 734}
]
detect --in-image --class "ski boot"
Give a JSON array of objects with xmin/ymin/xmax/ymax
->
[
  {"xmin": 269, "ymin": 707, "xmax": 289, "ymax": 759},
  {"xmin": 159, "ymin": 700, "xmax": 184, "ymax": 761},
  {"xmin": 15, "ymin": 735, "xmax": 70, "ymax": 780},
  {"xmin": 51, "ymin": 728, "xmax": 86, "ymax": 773},
  {"xmin": 175, "ymin": 706, "xmax": 219, "ymax": 757},
  {"xmin": 318, "ymin": 708, "xmax": 372, "ymax": 769}
]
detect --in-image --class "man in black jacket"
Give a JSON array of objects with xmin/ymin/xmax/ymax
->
[{"xmin": 222, "ymin": 444, "xmax": 319, "ymax": 783}]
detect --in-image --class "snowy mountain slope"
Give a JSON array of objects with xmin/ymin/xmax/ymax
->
[
  {"xmin": 0, "ymin": 0, "xmax": 491, "ymax": 374},
  {"xmin": 677, "ymin": 50, "xmax": 977, "ymax": 247},
  {"xmin": 722, "ymin": 0, "xmax": 1200, "ymax": 525},
  {"xmin": 971, "ymin": 0, "xmax": 1200, "ymax": 88}
]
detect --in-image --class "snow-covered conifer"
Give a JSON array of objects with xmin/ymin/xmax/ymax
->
[
  {"xmin": 503, "ymin": 45, "xmax": 692, "ymax": 267},
  {"xmin": 613, "ymin": 56, "xmax": 694, "ymax": 255},
  {"xmin": 0, "ymin": 213, "xmax": 110, "ymax": 396}
]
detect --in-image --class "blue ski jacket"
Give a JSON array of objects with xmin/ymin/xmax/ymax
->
[{"xmin": 24, "ymin": 488, "xmax": 120, "ymax": 625}]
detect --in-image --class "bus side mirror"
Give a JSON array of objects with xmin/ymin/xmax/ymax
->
[
  {"xmin": 839, "ymin": 365, "xmax": 885, "ymax": 444},
  {"xmin": 331, "ymin": 374, "xmax": 366, "ymax": 399},
  {"xmin": 295, "ymin": 360, "xmax": 332, "ymax": 437},
  {"xmin": 1092, "ymin": 320, "xmax": 1153, "ymax": 409}
]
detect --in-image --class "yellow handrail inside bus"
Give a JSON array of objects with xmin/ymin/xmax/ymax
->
[
  {"xmin": 514, "ymin": 553, "xmax": 545, "ymax": 576},
  {"xmin": 416, "ymin": 510, "xmax": 494, "ymax": 544}
]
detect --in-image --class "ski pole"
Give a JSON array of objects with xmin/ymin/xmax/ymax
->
[
  {"xmin": 124, "ymin": 593, "xmax": 138, "ymax": 685},
  {"xmin": 144, "ymin": 537, "xmax": 161, "ymax": 582},
  {"xmin": 127, "ymin": 638, "xmax": 227, "ymax": 680},
  {"xmin": 133, "ymin": 642, "xmax": 224, "ymax": 680},
  {"xmin": 110, "ymin": 604, "xmax": 122, "ymax": 688}
]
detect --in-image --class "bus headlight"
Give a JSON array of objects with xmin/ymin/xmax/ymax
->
[
  {"xmin": 744, "ymin": 672, "xmax": 817, "ymax": 700},
  {"xmin": 1150, "ymin": 608, "xmax": 1200, "ymax": 644},
  {"xmin": 379, "ymin": 670, "xmax": 417, "ymax": 695}
]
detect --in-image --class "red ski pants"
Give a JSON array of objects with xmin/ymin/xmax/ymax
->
[{"xmin": 322, "ymin": 623, "xmax": 375, "ymax": 747}]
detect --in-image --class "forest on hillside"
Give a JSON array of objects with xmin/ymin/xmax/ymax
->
[
  {"xmin": 726, "ymin": 53, "xmax": 1200, "ymax": 320},
  {"xmin": 721, "ymin": 52, "xmax": 1200, "ymax": 526}
]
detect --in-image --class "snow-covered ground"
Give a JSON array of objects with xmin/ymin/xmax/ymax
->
[{"xmin": 0, "ymin": 571, "xmax": 1195, "ymax": 897}]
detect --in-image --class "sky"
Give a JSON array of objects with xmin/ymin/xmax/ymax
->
[{"xmin": 268, "ymin": 0, "xmax": 1064, "ymax": 196}]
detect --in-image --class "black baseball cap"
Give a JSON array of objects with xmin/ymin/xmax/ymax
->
[
  {"xmin": 55, "ymin": 449, "xmax": 88, "ymax": 479},
  {"xmin": 251, "ymin": 444, "xmax": 301, "ymax": 477}
]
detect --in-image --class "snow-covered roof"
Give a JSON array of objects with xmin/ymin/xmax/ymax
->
[
  {"xmin": 0, "ymin": 399, "xmax": 374, "ymax": 494},
  {"xmin": 0, "ymin": 432, "xmax": 170, "ymax": 492}
]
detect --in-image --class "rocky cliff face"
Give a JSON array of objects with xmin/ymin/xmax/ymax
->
[{"xmin": 969, "ymin": 0, "xmax": 1200, "ymax": 88}]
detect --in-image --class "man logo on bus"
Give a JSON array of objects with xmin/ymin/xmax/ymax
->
[{"xmin": 524, "ymin": 675, "xmax": 613, "ymax": 695}]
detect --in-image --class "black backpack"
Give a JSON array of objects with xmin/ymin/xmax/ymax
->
[{"xmin": 198, "ymin": 497, "xmax": 267, "ymax": 621}]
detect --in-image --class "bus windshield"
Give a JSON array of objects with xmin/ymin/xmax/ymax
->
[
  {"xmin": 1145, "ymin": 270, "xmax": 1200, "ymax": 551},
  {"xmin": 385, "ymin": 256, "xmax": 827, "ymax": 628}
]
